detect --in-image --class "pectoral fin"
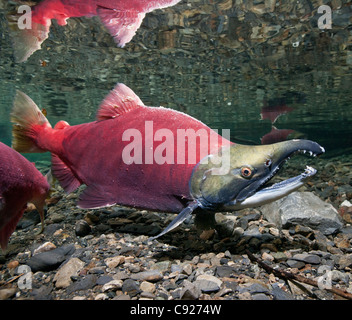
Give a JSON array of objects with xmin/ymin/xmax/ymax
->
[
  {"xmin": 97, "ymin": 8, "xmax": 146, "ymax": 47},
  {"xmin": 149, "ymin": 201, "xmax": 199, "ymax": 241}
]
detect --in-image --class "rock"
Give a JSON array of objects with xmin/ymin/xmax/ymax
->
[
  {"xmin": 286, "ymin": 259, "xmax": 305, "ymax": 269},
  {"xmin": 180, "ymin": 280, "xmax": 201, "ymax": 300},
  {"xmin": 182, "ymin": 263, "xmax": 193, "ymax": 276},
  {"xmin": 53, "ymin": 257, "xmax": 85, "ymax": 288},
  {"xmin": 271, "ymin": 283, "xmax": 295, "ymax": 300},
  {"xmin": 337, "ymin": 254, "xmax": 352, "ymax": 269},
  {"xmin": 140, "ymin": 281, "xmax": 156, "ymax": 293},
  {"xmin": 291, "ymin": 253, "xmax": 321, "ymax": 265},
  {"xmin": 33, "ymin": 242, "xmax": 57, "ymax": 255},
  {"xmin": 66, "ymin": 274, "xmax": 97, "ymax": 294},
  {"xmin": 95, "ymin": 293, "xmax": 109, "ymax": 300},
  {"xmin": 7, "ymin": 260, "xmax": 19, "ymax": 269},
  {"xmin": 195, "ymin": 274, "xmax": 222, "ymax": 293},
  {"xmin": 27, "ymin": 244, "xmax": 76, "ymax": 272},
  {"xmin": 102, "ymin": 280, "xmax": 123, "ymax": 292},
  {"xmin": 151, "ymin": 261, "xmax": 170, "ymax": 272},
  {"xmin": 0, "ymin": 288, "xmax": 17, "ymax": 300},
  {"xmin": 122, "ymin": 279, "xmax": 140, "ymax": 297},
  {"xmin": 131, "ymin": 270, "xmax": 163, "ymax": 282},
  {"xmin": 75, "ymin": 220, "xmax": 91, "ymax": 237},
  {"xmin": 104, "ymin": 256, "xmax": 125, "ymax": 269},
  {"xmin": 260, "ymin": 192, "xmax": 343, "ymax": 235},
  {"xmin": 215, "ymin": 266, "xmax": 236, "ymax": 278}
]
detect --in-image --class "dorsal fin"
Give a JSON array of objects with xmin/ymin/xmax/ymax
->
[{"xmin": 96, "ymin": 83, "xmax": 145, "ymax": 121}]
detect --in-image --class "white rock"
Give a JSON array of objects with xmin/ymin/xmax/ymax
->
[
  {"xmin": 102, "ymin": 280, "xmax": 123, "ymax": 292},
  {"xmin": 53, "ymin": 257, "xmax": 85, "ymax": 289}
]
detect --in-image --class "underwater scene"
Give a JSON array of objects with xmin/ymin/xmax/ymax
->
[{"xmin": 0, "ymin": 0, "xmax": 352, "ymax": 302}]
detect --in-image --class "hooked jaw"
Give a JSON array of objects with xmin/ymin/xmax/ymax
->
[
  {"xmin": 190, "ymin": 139, "xmax": 325, "ymax": 210},
  {"xmin": 150, "ymin": 139, "xmax": 325, "ymax": 241}
]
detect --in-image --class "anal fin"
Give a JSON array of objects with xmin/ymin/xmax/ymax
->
[
  {"xmin": 77, "ymin": 185, "xmax": 116, "ymax": 209},
  {"xmin": 51, "ymin": 154, "xmax": 81, "ymax": 193}
]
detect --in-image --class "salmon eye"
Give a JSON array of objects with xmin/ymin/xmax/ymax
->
[{"xmin": 241, "ymin": 166, "xmax": 252, "ymax": 178}]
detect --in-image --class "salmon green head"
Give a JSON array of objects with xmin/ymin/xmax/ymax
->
[{"xmin": 190, "ymin": 139, "xmax": 325, "ymax": 209}]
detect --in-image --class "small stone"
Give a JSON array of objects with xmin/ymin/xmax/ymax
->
[
  {"xmin": 7, "ymin": 260, "xmax": 19, "ymax": 269},
  {"xmin": 102, "ymin": 280, "xmax": 123, "ymax": 292},
  {"xmin": 215, "ymin": 266, "xmax": 236, "ymax": 278},
  {"xmin": 262, "ymin": 252, "xmax": 274, "ymax": 262},
  {"xmin": 286, "ymin": 259, "xmax": 305, "ymax": 269},
  {"xmin": 0, "ymin": 288, "xmax": 17, "ymax": 300},
  {"xmin": 33, "ymin": 242, "xmax": 57, "ymax": 255},
  {"xmin": 180, "ymin": 280, "xmax": 201, "ymax": 300},
  {"xmin": 195, "ymin": 274, "xmax": 222, "ymax": 293},
  {"xmin": 75, "ymin": 220, "xmax": 91, "ymax": 237},
  {"xmin": 182, "ymin": 263, "xmax": 193, "ymax": 276},
  {"xmin": 337, "ymin": 254, "xmax": 352, "ymax": 269},
  {"xmin": 95, "ymin": 293, "xmax": 109, "ymax": 300},
  {"xmin": 27, "ymin": 244, "xmax": 76, "ymax": 272},
  {"xmin": 53, "ymin": 257, "xmax": 85, "ymax": 289},
  {"xmin": 292, "ymin": 253, "xmax": 321, "ymax": 265},
  {"xmin": 151, "ymin": 261, "xmax": 170, "ymax": 272},
  {"xmin": 122, "ymin": 279, "xmax": 140, "ymax": 297},
  {"xmin": 199, "ymin": 229, "xmax": 215, "ymax": 240},
  {"xmin": 272, "ymin": 252, "xmax": 288, "ymax": 262},
  {"xmin": 66, "ymin": 274, "xmax": 97, "ymax": 294},
  {"xmin": 131, "ymin": 270, "xmax": 163, "ymax": 282},
  {"xmin": 104, "ymin": 256, "xmax": 125, "ymax": 269},
  {"xmin": 140, "ymin": 281, "xmax": 156, "ymax": 293}
]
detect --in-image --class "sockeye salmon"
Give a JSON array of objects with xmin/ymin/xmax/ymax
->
[
  {"xmin": 0, "ymin": 142, "xmax": 49, "ymax": 250},
  {"xmin": 11, "ymin": 83, "xmax": 325, "ymax": 239}
]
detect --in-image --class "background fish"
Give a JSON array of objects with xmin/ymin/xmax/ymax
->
[
  {"xmin": 0, "ymin": 142, "xmax": 50, "ymax": 250},
  {"xmin": 8, "ymin": 0, "xmax": 182, "ymax": 62}
]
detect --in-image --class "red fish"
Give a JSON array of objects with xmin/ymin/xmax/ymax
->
[
  {"xmin": 260, "ymin": 100, "xmax": 293, "ymax": 124},
  {"xmin": 11, "ymin": 83, "xmax": 228, "ymax": 213},
  {"xmin": 9, "ymin": 0, "xmax": 182, "ymax": 62},
  {"xmin": 0, "ymin": 142, "xmax": 50, "ymax": 250},
  {"xmin": 11, "ymin": 84, "xmax": 324, "ymax": 239},
  {"xmin": 261, "ymin": 126, "xmax": 305, "ymax": 145}
]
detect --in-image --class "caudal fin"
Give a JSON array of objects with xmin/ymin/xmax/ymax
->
[
  {"xmin": 11, "ymin": 90, "xmax": 51, "ymax": 153},
  {"xmin": 7, "ymin": 11, "xmax": 50, "ymax": 63}
]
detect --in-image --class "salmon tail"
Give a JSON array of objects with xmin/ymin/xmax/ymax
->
[
  {"xmin": 11, "ymin": 90, "xmax": 51, "ymax": 153},
  {"xmin": 7, "ymin": 10, "xmax": 50, "ymax": 63}
]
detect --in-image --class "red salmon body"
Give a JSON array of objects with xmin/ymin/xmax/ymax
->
[
  {"xmin": 0, "ymin": 142, "xmax": 49, "ymax": 250},
  {"xmin": 11, "ymin": 84, "xmax": 231, "ymax": 214}
]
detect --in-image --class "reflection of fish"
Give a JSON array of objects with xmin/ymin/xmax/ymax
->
[
  {"xmin": 260, "ymin": 98, "xmax": 293, "ymax": 124},
  {"xmin": 11, "ymin": 83, "xmax": 324, "ymax": 240},
  {"xmin": 9, "ymin": 0, "xmax": 181, "ymax": 62},
  {"xmin": 261, "ymin": 126, "xmax": 306, "ymax": 145},
  {"xmin": 0, "ymin": 142, "xmax": 49, "ymax": 250}
]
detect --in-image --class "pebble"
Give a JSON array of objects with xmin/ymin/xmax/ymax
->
[
  {"xmin": 102, "ymin": 280, "xmax": 123, "ymax": 292},
  {"xmin": 27, "ymin": 244, "xmax": 76, "ymax": 272},
  {"xmin": 195, "ymin": 274, "xmax": 222, "ymax": 293},
  {"xmin": 53, "ymin": 257, "xmax": 85, "ymax": 288},
  {"xmin": 130, "ymin": 270, "xmax": 163, "ymax": 282},
  {"xmin": 0, "ymin": 288, "xmax": 17, "ymax": 300}
]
